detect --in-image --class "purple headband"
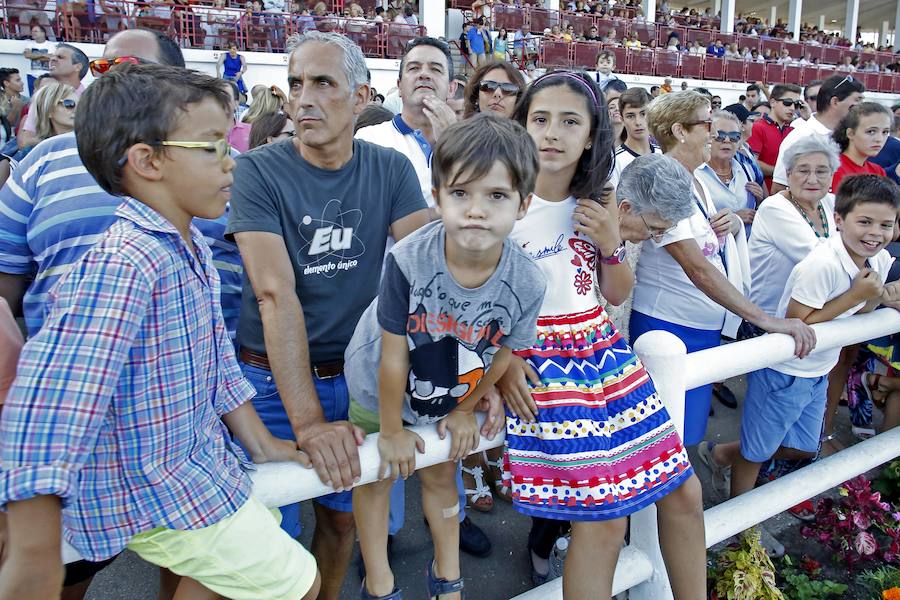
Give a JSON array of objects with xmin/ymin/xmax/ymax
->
[{"xmin": 532, "ymin": 71, "xmax": 600, "ymax": 109}]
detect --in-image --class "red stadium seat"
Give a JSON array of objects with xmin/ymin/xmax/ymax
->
[
  {"xmin": 681, "ymin": 53, "xmax": 702, "ymax": 78},
  {"xmin": 800, "ymin": 65, "xmax": 819, "ymax": 86},
  {"xmin": 573, "ymin": 41, "xmax": 601, "ymax": 69},
  {"xmin": 702, "ymin": 55, "xmax": 724, "ymax": 80},
  {"xmin": 724, "ymin": 58, "xmax": 745, "ymax": 82},
  {"xmin": 563, "ymin": 11, "xmax": 594, "ymax": 38},
  {"xmin": 765, "ymin": 62, "xmax": 784, "ymax": 84},
  {"xmin": 736, "ymin": 33, "xmax": 759, "ymax": 52},
  {"xmin": 656, "ymin": 24, "xmax": 684, "ymax": 46},
  {"xmin": 783, "ymin": 64, "xmax": 801, "ymax": 85},
  {"xmin": 607, "ymin": 44, "xmax": 627, "ymax": 71},
  {"xmin": 878, "ymin": 73, "xmax": 894, "ymax": 93},
  {"xmin": 760, "ymin": 37, "xmax": 783, "ymax": 57},
  {"xmin": 630, "ymin": 22, "xmax": 656, "ymax": 45},
  {"xmin": 802, "ymin": 43, "xmax": 823, "ymax": 61},
  {"xmin": 746, "ymin": 61, "xmax": 765, "ymax": 82},
  {"xmin": 783, "ymin": 40, "xmax": 802, "ymax": 58},
  {"xmin": 630, "ymin": 48, "xmax": 654, "ymax": 75},
  {"xmin": 541, "ymin": 40, "xmax": 572, "ymax": 68},
  {"xmin": 529, "ymin": 8, "xmax": 560, "ymax": 34},
  {"xmin": 493, "ymin": 5, "xmax": 527, "ymax": 34},
  {"xmin": 654, "ymin": 50, "xmax": 679, "ymax": 77},
  {"xmin": 822, "ymin": 45, "xmax": 842, "ymax": 65},
  {"xmin": 862, "ymin": 71, "xmax": 880, "ymax": 91}
]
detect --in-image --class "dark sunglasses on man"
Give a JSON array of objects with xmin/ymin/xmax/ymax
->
[
  {"xmin": 778, "ymin": 98, "xmax": 803, "ymax": 109},
  {"xmin": 713, "ymin": 130, "xmax": 741, "ymax": 143},
  {"xmin": 88, "ymin": 55, "xmax": 150, "ymax": 76},
  {"xmin": 479, "ymin": 80, "xmax": 520, "ymax": 97}
]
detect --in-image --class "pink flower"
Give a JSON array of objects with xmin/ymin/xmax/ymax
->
[{"xmin": 855, "ymin": 531, "xmax": 877, "ymax": 556}]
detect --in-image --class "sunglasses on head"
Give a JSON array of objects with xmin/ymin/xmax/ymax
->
[
  {"xmin": 835, "ymin": 74, "xmax": 855, "ymax": 90},
  {"xmin": 713, "ymin": 130, "xmax": 741, "ymax": 143},
  {"xmin": 479, "ymin": 80, "xmax": 520, "ymax": 97},
  {"xmin": 89, "ymin": 56, "xmax": 149, "ymax": 76},
  {"xmin": 778, "ymin": 98, "xmax": 802, "ymax": 109},
  {"xmin": 58, "ymin": 98, "xmax": 76, "ymax": 109}
]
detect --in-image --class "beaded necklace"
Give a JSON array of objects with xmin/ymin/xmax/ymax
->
[{"xmin": 786, "ymin": 193, "xmax": 829, "ymax": 238}]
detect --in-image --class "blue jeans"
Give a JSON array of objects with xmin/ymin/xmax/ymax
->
[{"xmin": 240, "ymin": 362, "xmax": 468, "ymax": 537}]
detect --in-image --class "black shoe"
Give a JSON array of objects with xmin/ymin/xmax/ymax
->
[
  {"xmin": 357, "ymin": 534, "xmax": 394, "ymax": 581},
  {"xmin": 459, "ymin": 515, "xmax": 491, "ymax": 557},
  {"xmin": 713, "ymin": 383, "xmax": 738, "ymax": 409}
]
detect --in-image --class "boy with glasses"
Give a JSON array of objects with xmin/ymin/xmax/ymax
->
[
  {"xmin": 748, "ymin": 83, "xmax": 802, "ymax": 192},
  {"xmin": 0, "ymin": 63, "xmax": 321, "ymax": 600}
]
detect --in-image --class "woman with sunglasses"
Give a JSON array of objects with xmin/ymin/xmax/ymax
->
[
  {"xmin": 696, "ymin": 110, "xmax": 765, "ymax": 235},
  {"xmin": 13, "ymin": 81, "xmax": 76, "ymax": 161},
  {"xmin": 462, "ymin": 59, "xmax": 524, "ymax": 119},
  {"xmin": 629, "ymin": 91, "xmax": 816, "ymax": 450}
]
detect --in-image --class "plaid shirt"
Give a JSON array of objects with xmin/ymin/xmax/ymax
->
[{"xmin": 0, "ymin": 198, "xmax": 255, "ymax": 561}]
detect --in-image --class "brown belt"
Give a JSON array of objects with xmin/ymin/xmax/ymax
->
[{"xmin": 239, "ymin": 348, "xmax": 344, "ymax": 379}]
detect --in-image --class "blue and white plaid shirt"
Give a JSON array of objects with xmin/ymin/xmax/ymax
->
[{"xmin": 0, "ymin": 197, "xmax": 255, "ymax": 561}]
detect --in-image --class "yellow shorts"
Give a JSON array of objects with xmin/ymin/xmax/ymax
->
[
  {"xmin": 127, "ymin": 496, "xmax": 317, "ymax": 600},
  {"xmin": 348, "ymin": 397, "xmax": 382, "ymax": 435}
]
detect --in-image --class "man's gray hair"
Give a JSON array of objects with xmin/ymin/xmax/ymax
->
[
  {"xmin": 783, "ymin": 133, "xmax": 841, "ymax": 175},
  {"xmin": 287, "ymin": 31, "xmax": 369, "ymax": 93},
  {"xmin": 616, "ymin": 154, "xmax": 695, "ymax": 223}
]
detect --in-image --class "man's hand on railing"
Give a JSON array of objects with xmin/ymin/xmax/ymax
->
[
  {"xmin": 377, "ymin": 428, "xmax": 425, "ymax": 481},
  {"xmin": 295, "ymin": 420, "xmax": 365, "ymax": 492},
  {"xmin": 759, "ymin": 315, "xmax": 817, "ymax": 359},
  {"xmin": 438, "ymin": 409, "xmax": 480, "ymax": 462},
  {"xmin": 496, "ymin": 354, "xmax": 540, "ymax": 424}
]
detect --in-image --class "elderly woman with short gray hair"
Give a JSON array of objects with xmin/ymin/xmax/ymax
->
[{"xmin": 628, "ymin": 91, "xmax": 816, "ymax": 447}]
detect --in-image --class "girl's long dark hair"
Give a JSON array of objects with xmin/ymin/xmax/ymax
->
[{"xmin": 513, "ymin": 69, "xmax": 615, "ymax": 201}]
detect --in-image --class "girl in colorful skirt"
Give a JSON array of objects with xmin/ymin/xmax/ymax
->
[{"xmin": 499, "ymin": 70, "xmax": 706, "ymax": 599}]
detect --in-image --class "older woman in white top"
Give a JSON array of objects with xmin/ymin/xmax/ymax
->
[
  {"xmin": 630, "ymin": 91, "xmax": 816, "ymax": 447},
  {"xmin": 748, "ymin": 134, "xmax": 840, "ymax": 320},
  {"xmin": 695, "ymin": 110, "xmax": 766, "ymax": 235}
]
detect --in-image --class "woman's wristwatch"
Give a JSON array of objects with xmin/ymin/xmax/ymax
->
[{"xmin": 599, "ymin": 243, "xmax": 627, "ymax": 265}]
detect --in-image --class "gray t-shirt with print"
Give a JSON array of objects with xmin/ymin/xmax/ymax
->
[{"xmin": 344, "ymin": 221, "xmax": 546, "ymax": 426}]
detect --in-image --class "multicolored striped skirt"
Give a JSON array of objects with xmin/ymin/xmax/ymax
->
[{"xmin": 502, "ymin": 305, "xmax": 694, "ymax": 521}]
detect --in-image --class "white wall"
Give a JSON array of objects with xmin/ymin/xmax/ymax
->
[{"xmin": 4, "ymin": 38, "xmax": 897, "ymax": 108}]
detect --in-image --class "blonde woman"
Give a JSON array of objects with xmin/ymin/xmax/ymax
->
[
  {"xmin": 241, "ymin": 85, "xmax": 287, "ymax": 124},
  {"xmin": 17, "ymin": 81, "xmax": 76, "ymax": 160}
]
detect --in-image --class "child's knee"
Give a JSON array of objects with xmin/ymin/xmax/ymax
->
[
  {"xmin": 572, "ymin": 517, "xmax": 627, "ymax": 541},
  {"xmin": 418, "ymin": 460, "xmax": 457, "ymax": 488},
  {"xmin": 662, "ymin": 474, "xmax": 703, "ymax": 515}
]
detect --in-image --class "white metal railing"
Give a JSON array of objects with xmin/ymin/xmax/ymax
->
[{"xmin": 63, "ymin": 309, "xmax": 900, "ymax": 600}]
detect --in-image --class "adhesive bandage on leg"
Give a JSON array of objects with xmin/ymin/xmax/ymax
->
[{"xmin": 442, "ymin": 504, "xmax": 460, "ymax": 519}]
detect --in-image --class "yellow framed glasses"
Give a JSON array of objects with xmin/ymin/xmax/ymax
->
[{"xmin": 158, "ymin": 139, "xmax": 232, "ymax": 165}]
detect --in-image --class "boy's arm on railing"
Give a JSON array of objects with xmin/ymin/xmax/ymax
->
[{"xmin": 787, "ymin": 267, "xmax": 885, "ymax": 325}]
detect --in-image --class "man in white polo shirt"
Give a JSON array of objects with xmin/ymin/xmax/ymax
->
[
  {"xmin": 356, "ymin": 37, "xmax": 457, "ymax": 211},
  {"xmin": 354, "ymin": 36, "xmax": 496, "ymax": 560},
  {"xmin": 770, "ymin": 74, "xmax": 864, "ymax": 194}
]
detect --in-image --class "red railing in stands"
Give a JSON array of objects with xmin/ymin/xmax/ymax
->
[{"xmin": 1, "ymin": 0, "xmax": 897, "ymax": 87}]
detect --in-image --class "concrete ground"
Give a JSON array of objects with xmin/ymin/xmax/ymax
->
[{"xmin": 84, "ymin": 373, "xmax": 864, "ymax": 600}]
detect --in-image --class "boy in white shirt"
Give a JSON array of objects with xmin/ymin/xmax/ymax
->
[{"xmin": 703, "ymin": 174, "xmax": 900, "ymax": 498}]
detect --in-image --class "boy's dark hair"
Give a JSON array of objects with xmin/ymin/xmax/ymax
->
[
  {"xmin": 514, "ymin": 70, "xmax": 614, "ymax": 200},
  {"xmin": 650, "ymin": 85, "xmax": 659, "ymax": 93},
  {"xmin": 618, "ymin": 87, "xmax": 650, "ymax": 114},
  {"xmin": 835, "ymin": 174, "xmax": 900, "ymax": 217},
  {"xmin": 76, "ymin": 63, "xmax": 231, "ymax": 196},
  {"xmin": 746, "ymin": 83, "xmax": 761, "ymax": 93},
  {"xmin": 832, "ymin": 101, "xmax": 892, "ymax": 151},
  {"xmin": 57, "ymin": 43, "xmax": 90, "ymax": 80},
  {"xmin": 817, "ymin": 74, "xmax": 865, "ymax": 114},
  {"xmin": 432, "ymin": 113, "xmax": 538, "ymax": 205},
  {"xmin": 770, "ymin": 83, "xmax": 801, "ymax": 100},
  {"xmin": 0, "ymin": 68, "xmax": 19, "ymax": 87},
  {"xmin": 751, "ymin": 101, "xmax": 770, "ymax": 111},
  {"xmin": 400, "ymin": 36, "xmax": 454, "ymax": 81},
  {"xmin": 604, "ymin": 78, "xmax": 627, "ymax": 94}
]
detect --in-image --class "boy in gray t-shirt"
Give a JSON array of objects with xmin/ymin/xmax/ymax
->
[{"xmin": 346, "ymin": 114, "xmax": 545, "ymax": 599}]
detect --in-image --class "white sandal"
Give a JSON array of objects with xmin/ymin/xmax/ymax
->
[
  {"xmin": 482, "ymin": 451, "xmax": 513, "ymax": 503},
  {"xmin": 461, "ymin": 463, "xmax": 493, "ymax": 512}
]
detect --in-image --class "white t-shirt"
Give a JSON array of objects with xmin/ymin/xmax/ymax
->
[
  {"xmin": 510, "ymin": 195, "xmax": 600, "ymax": 317},
  {"xmin": 25, "ymin": 40, "xmax": 55, "ymax": 80},
  {"xmin": 609, "ymin": 142, "xmax": 661, "ymax": 190},
  {"xmin": 748, "ymin": 192, "xmax": 836, "ymax": 315},
  {"xmin": 355, "ymin": 116, "xmax": 433, "ymax": 207},
  {"xmin": 771, "ymin": 115, "xmax": 831, "ymax": 187},
  {"xmin": 773, "ymin": 235, "xmax": 892, "ymax": 377},
  {"xmin": 632, "ymin": 179, "xmax": 728, "ymax": 330}
]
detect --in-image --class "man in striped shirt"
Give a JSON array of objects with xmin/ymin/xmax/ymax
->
[{"xmin": 0, "ymin": 29, "xmax": 244, "ymax": 342}]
